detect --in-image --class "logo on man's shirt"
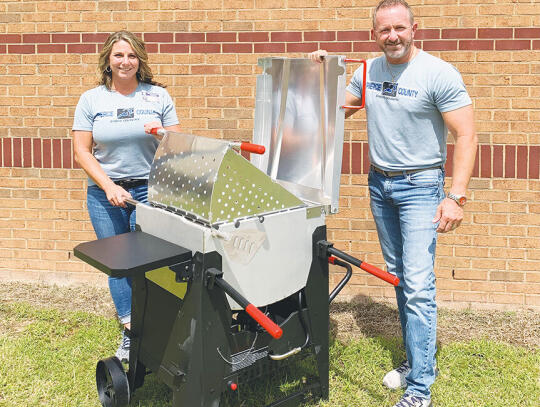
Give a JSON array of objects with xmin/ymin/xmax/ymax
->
[
  {"xmin": 382, "ymin": 81, "xmax": 398, "ymax": 97},
  {"xmin": 117, "ymin": 108, "xmax": 134, "ymax": 119},
  {"xmin": 366, "ymin": 81, "xmax": 419, "ymax": 99}
]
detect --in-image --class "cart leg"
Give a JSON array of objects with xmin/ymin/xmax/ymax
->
[{"xmin": 305, "ymin": 226, "xmax": 330, "ymax": 399}]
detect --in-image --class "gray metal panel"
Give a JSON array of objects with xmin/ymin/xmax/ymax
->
[{"xmin": 252, "ymin": 56, "xmax": 347, "ymax": 213}]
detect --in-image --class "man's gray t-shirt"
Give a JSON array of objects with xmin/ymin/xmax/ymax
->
[
  {"xmin": 347, "ymin": 50, "xmax": 471, "ymax": 171},
  {"xmin": 72, "ymin": 83, "xmax": 179, "ymax": 185}
]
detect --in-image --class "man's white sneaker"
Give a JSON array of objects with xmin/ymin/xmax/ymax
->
[
  {"xmin": 392, "ymin": 394, "xmax": 432, "ymax": 407},
  {"xmin": 383, "ymin": 360, "xmax": 410, "ymax": 390}
]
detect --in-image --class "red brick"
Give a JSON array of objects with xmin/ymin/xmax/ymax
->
[
  {"xmin": 415, "ymin": 29, "xmax": 440, "ymax": 40},
  {"xmin": 478, "ymin": 28, "xmax": 513, "ymax": 39},
  {"xmin": 23, "ymin": 34, "xmax": 51, "ymax": 43},
  {"xmin": 42, "ymin": 139, "xmax": 51, "ymax": 169},
  {"xmin": 32, "ymin": 138, "xmax": 41, "ymax": 168},
  {"xmin": 206, "ymin": 32, "xmax": 236, "ymax": 42},
  {"xmin": 517, "ymin": 145, "xmax": 527, "ymax": 179},
  {"xmin": 254, "ymin": 43, "xmax": 285, "ymax": 53},
  {"xmin": 0, "ymin": 45, "xmax": 5, "ymax": 53},
  {"xmin": 223, "ymin": 43, "xmax": 252, "ymax": 53},
  {"xmin": 337, "ymin": 31, "xmax": 369, "ymax": 41},
  {"xmin": 342, "ymin": 142, "xmax": 350, "ymax": 174},
  {"xmin": 3, "ymin": 138, "xmax": 12, "ymax": 167},
  {"xmin": 144, "ymin": 33, "xmax": 173, "ymax": 42},
  {"xmin": 238, "ymin": 32, "xmax": 269, "ymax": 42},
  {"xmin": 534, "ymin": 40, "xmax": 540, "ymax": 50},
  {"xmin": 422, "ymin": 40, "xmax": 458, "ymax": 51},
  {"xmin": 37, "ymin": 44, "xmax": 66, "ymax": 53},
  {"xmin": 442, "ymin": 29, "xmax": 476, "ymax": 39},
  {"xmin": 13, "ymin": 138, "xmax": 22, "ymax": 167},
  {"xmin": 351, "ymin": 142, "xmax": 361, "ymax": 174},
  {"xmin": 530, "ymin": 146, "xmax": 539, "ymax": 179},
  {"xmin": 160, "ymin": 43, "xmax": 189, "ymax": 53},
  {"xmin": 23, "ymin": 138, "xmax": 31, "ymax": 168},
  {"xmin": 362, "ymin": 142, "xmax": 370, "ymax": 174},
  {"xmin": 191, "ymin": 43, "xmax": 220, "ymax": 53},
  {"xmin": 304, "ymin": 31, "xmax": 335, "ymax": 41},
  {"xmin": 175, "ymin": 33, "xmax": 205, "ymax": 42},
  {"xmin": 287, "ymin": 42, "xmax": 318, "ymax": 52},
  {"xmin": 82, "ymin": 33, "xmax": 110, "ymax": 43},
  {"xmin": 505, "ymin": 145, "xmax": 515, "ymax": 178},
  {"xmin": 52, "ymin": 34, "xmax": 80, "ymax": 43},
  {"xmin": 495, "ymin": 40, "xmax": 531, "ymax": 50},
  {"xmin": 515, "ymin": 28, "xmax": 540, "ymax": 38},
  {"xmin": 61, "ymin": 139, "xmax": 71, "ymax": 169},
  {"xmin": 445, "ymin": 144, "xmax": 454, "ymax": 177},
  {"xmin": 493, "ymin": 145, "xmax": 503, "ymax": 177},
  {"xmin": 146, "ymin": 44, "xmax": 158, "ymax": 53},
  {"xmin": 52, "ymin": 139, "xmax": 62, "ymax": 169},
  {"xmin": 0, "ymin": 34, "xmax": 21, "ymax": 43},
  {"xmin": 459, "ymin": 40, "xmax": 493, "ymax": 51},
  {"xmin": 481, "ymin": 144, "xmax": 491, "ymax": 178},
  {"xmin": 271, "ymin": 32, "xmax": 302, "ymax": 42},
  {"xmin": 320, "ymin": 42, "xmax": 352, "ymax": 52},
  {"xmin": 353, "ymin": 41, "xmax": 379, "ymax": 52},
  {"xmin": 67, "ymin": 44, "xmax": 96, "ymax": 53},
  {"xmin": 8, "ymin": 44, "xmax": 35, "ymax": 54}
]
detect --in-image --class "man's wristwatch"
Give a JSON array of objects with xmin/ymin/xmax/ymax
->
[{"xmin": 447, "ymin": 192, "xmax": 467, "ymax": 207}]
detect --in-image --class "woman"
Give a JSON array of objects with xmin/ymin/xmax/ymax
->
[{"xmin": 72, "ymin": 31, "xmax": 181, "ymax": 362}]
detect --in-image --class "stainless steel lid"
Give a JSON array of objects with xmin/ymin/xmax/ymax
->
[{"xmin": 251, "ymin": 56, "xmax": 347, "ymax": 214}]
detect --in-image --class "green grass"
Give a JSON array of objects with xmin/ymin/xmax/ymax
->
[{"xmin": 0, "ymin": 301, "xmax": 538, "ymax": 407}]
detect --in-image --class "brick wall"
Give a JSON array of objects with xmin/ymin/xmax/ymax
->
[{"xmin": 0, "ymin": 0, "xmax": 538, "ymax": 310}]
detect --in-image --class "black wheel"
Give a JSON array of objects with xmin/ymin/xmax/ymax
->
[{"xmin": 96, "ymin": 357, "xmax": 130, "ymax": 407}]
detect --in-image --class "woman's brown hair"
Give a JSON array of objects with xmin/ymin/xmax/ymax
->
[{"xmin": 97, "ymin": 30, "xmax": 164, "ymax": 89}]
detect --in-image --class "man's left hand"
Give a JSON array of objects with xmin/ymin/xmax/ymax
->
[{"xmin": 433, "ymin": 198, "xmax": 464, "ymax": 233}]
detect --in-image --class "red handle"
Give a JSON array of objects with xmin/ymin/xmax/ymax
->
[
  {"xmin": 245, "ymin": 304, "xmax": 283, "ymax": 339},
  {"xmin": 360, "ymin": 261, "xmax": 400, "ymax": 286},
  {"xmin": 341, "ymin": 59, "xmax": 367, "ymax": 110},
  {"xmin": 150, "ymin": 127, "xmax": 159, "ymax": 135},
  {"xmin": 240, "ymin": 142, "xmax": 265, "ymax": 155}
]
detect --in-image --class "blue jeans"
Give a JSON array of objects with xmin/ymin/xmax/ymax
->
[
  {"xmin": 368, "ymin": 167, "xmax": 444, "ymax": 399},
  {"xmin": 86, "ymin": 183, "xmax": 148, "ymax": 325}
]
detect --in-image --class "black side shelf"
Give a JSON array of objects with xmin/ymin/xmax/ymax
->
[{"xmin": 73, "ymin": 231, "xmax": 192, "ymax": 278}]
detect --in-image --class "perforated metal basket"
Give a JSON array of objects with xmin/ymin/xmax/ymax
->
[{"xmin": 148, "ymin": 132, "xmax": 304, "ymax": 226}]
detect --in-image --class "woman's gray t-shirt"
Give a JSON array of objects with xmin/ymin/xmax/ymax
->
[{"xmin": 72, "ymin": 83, "xmax": 179, "ymax": 185}]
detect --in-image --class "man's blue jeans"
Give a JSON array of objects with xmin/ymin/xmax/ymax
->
[
  {"xmin": 86, "ymin": 184, "xmax": 148, "ymax": 325},
  {"xmin": 368, "ymin": 167, "xmax": 444, "ymax": 399}
]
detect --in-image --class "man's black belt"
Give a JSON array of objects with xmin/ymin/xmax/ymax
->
[
  {"xmin": 114, "ymin": 179, "xmax": 148, "ymax": 189},
  {"xmin": 370, "ymin": 165, "xmax": 442, "ymax": 178}
]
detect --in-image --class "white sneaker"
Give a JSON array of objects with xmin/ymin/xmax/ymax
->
[
  {"xmin": 383, "ymin": 360, "xmax": 410, "ymax": 390},
  {"xmin": 115, "ymin": 331, "xmax": 130, "ymax": 363},
  {"xmin": 392, "ymin": 394, "xmax": 432, "ymax": 407}
]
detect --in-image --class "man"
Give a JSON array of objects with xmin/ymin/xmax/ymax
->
[{"xmin": 311, "ymin": 1, "xmax": 477, "ymax": 406}]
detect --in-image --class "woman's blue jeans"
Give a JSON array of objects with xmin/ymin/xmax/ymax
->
[
  {"xmin": 368, "ymin": 167, "xmax": 444, "ymax": 399},
  {"xmin": 86, "ymin": 184, "xmax": 148, "ymax": 325}
]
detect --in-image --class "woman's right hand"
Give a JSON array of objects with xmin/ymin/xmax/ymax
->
[
  {"xmin": 309, "ymin": 49, "xmax": 328, "ymax": 63},
  {"xmin": 103, "ymin": 183, "xmax": 133, "ymax": 208}
]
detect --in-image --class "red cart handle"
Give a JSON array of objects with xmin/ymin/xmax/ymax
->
[
  {"xmin": 245, "ymin": 304, "xmax": 283, "ymax": 339},
  {"xmin": 341, "ymin": 59, "xmax": 367, "ymax": 110},
  {"xmin": 209, "ymin": 270, "xmax": 283, "ymax": 339},
  {"xmin": 239, "ymin": 142, "xmax": 265, "ymax": 155}
]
